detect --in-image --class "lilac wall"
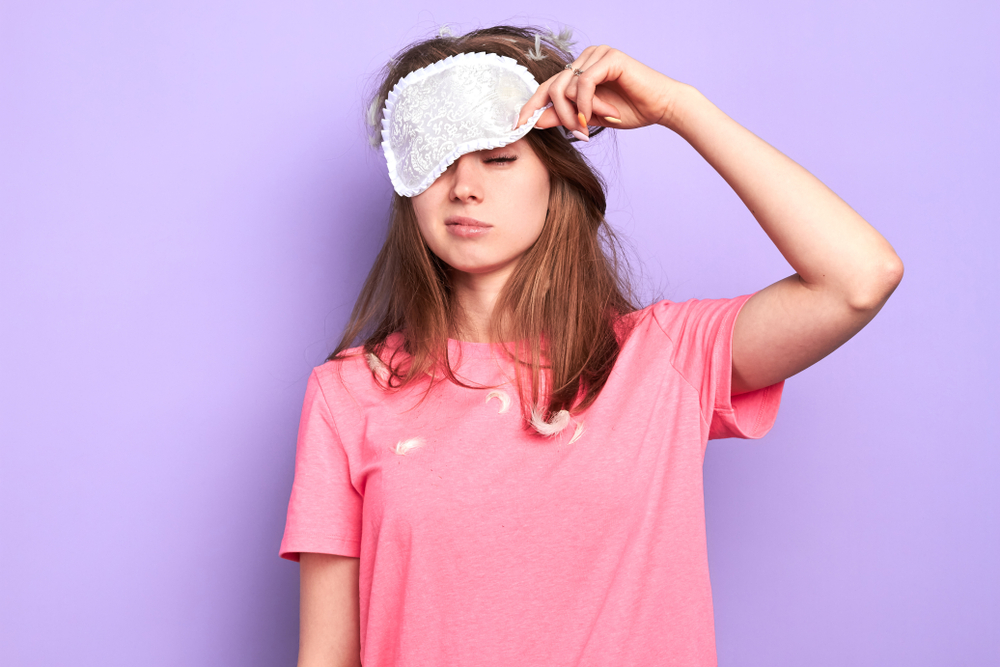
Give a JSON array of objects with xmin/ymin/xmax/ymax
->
[{"xmin": 1, "ymin": 1, "xmax": 996, "ymax": 665}]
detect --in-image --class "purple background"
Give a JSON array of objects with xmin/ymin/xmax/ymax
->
[{"xmin": 1, "ymin": 1, "xmax": 997, "ymax": 665}]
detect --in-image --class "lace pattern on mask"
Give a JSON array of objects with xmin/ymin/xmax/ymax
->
[{"xmin": 380, "ymin": 52, "xmax": 546, "ymax": 197}]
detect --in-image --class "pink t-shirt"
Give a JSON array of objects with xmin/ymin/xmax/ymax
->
[{"xmin": 280, "ymin": 295, "xmax": 783, "ymax": 667}]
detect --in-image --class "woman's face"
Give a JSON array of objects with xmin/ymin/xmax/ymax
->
[{"xmin": 411, "ymin": 138, "xmax": 550, "ymax": 282}]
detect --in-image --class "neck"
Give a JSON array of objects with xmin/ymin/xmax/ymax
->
[{"xmin": 450, "ymin": 266, "xmax": 515, "ymax": 343}]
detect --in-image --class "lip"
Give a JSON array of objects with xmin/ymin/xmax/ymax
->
[{"xmin": 445, "ymin": 216, "xmax": 493, "ymax": 238}]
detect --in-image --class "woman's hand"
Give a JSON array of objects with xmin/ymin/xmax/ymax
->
[{"xmin": 516, "ymin": 46, "xmax": 685, "ymax": 136}]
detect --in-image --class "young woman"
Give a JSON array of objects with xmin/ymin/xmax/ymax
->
[{"xmin": 280, "ymin": 25, "xmax": 902, "ymax": 667}]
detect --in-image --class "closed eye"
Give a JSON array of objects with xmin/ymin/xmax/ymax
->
[{"xmin": 484, "ymin": 154, "xmax": 517, "ymax": 164}]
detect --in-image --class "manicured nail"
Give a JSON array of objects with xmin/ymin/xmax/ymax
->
[
  {"xmin": 571, "ymin": 130, "xmax": 590, "ymax": 142},
  {"xmin": 577, "ymin": 112, "xmax": 588, "ymax": 130},
  {"xmin": 603, "ymin": 116, "xmax": 622, "ymax": 124}
]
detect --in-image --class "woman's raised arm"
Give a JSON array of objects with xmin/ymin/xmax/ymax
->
[
  {"xmin": 664, "ymin": 84, "xmax": 903, "ymax": 393},
  {"xmin": 518, "ymin": 46, "xmax": 904, "ymax": 394}
]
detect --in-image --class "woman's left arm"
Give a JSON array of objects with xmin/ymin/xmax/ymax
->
[
  {"xmin": 519, "ymin": 46, "xmax": 904, "ymax": 394},
  {"xmin": 666, "ymin": 84, "xmax": 904, "ymax": 394}
]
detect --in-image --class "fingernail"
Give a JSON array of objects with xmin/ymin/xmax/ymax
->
[
  {"xmin": 571, "ymin": 130, "xmax": 590, "ymax": 142},
  {"xmin": 603, "ymin": 116, "xmax": 622, "ymax": 124},
  {"xmin": 577, "ymin": 112, "xmax": 588, "ymax": 130}
]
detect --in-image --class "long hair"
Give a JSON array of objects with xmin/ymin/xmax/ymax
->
[{"xmin": 331, "ymin": 25, "xmax": 637, "ymax": 422}]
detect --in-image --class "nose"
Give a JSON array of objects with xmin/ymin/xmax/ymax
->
[{"xmin": 446, "ymin": 153, "xmax": 483, "ymax": 203}]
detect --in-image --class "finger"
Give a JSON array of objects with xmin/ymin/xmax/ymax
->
[
  {"xmin": 545, "ymin": 67, "xmax": 586, "ymax": 133},
  {"xmin": 518, "ymin": 47, "xmax": 621, "ymax": 131},
  {"xmin": 590, "ymin": 95, "xmax": 623, "ymax": 125},
  {"xmin": 536, "ymin": 48, "xmax": 594, "ymax": 131},
  {"xmin": 562, "ymin": 48, "xmax": 602, "ymax": 129},
  {"xmin": 566, "ymin": 45, "xmax": 617, "ymax": 125},
  {"xmin": 564, "ymin": 45, "xmax": 610, "ymax": 107},
  {"xmin": 534, "ymin": 97, "xmax": 620, "ymax": 130},
  {"xmin": 519, "ymin": 71, "xmax": 623, "ymax": 130},
  {"xmin": 516, "ymin": 78, "xmax": 555, "ymax": 129},
  {"xmin": 532, "ymin": 106, "xmax": 562, "ymax": 130},
  {"xmin": 517, "ymin": 45, "xmax": 600, "ymax": 129}
]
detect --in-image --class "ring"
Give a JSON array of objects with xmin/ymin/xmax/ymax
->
[{"xmin": 564, "ymin": 64, "xmax": 585, "ymax": 76}]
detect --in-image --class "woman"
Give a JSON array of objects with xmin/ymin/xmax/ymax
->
[{"xmin": 280, "ymin": 25, "xmax": 902, "ymax": 667}]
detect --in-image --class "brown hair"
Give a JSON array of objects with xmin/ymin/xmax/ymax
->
[{"xmin": 330, "ymin": 25, "xmax": 637, "ymax": 421}]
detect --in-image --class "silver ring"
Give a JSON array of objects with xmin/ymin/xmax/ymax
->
[{"xmin": 573, "ymin": 68, "xmax": 585, "ymax": 77}]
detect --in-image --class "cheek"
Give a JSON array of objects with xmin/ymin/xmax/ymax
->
[
  {"xmin": 410, "ymin": 195, "xmax": 439, "ymax": 245},
  {"xmin": 518, "ymin": 176, "xmax": 550, "ymax": 238}
]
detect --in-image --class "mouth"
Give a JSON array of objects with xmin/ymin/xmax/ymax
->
[
  {"xmin": 445, "ymin": 216, "xmax": 492, "ymax": 229},
  {"xmin": 444, "ymin": 215, "xmax": 493, "ymax": 238}
]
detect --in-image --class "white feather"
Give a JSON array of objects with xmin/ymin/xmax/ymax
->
[
  {"xmin": 485, "ymin": 390, "xmax": 511, "ymax": 414},
  {"xmin": 526, "ymin": 34, "xmax": 546, "ymax": 61},
  {"xmin": 365, "ymin": 352, "xmax": 390, "ymax": 382},
  {"xmin": 546, "ymin": 27, "xmax": 577, "ymax": 54},
  {"xmin": 568, "ymin": 421, "xmax": 585, "ymax": 444},
  {"xmin": 530, "ymin": 405, "xmax": 571, "ymax": 437},
  {"xmin": 393, "ymin": 437, "xmax": 424, "ymax": 455},
  {"xmin": 365, "ymin": 98, "xmax": 381, "ymax": 128},
  {"xmin": 366, "ymin": 98, "xmax": 383, "ymax": 147}
]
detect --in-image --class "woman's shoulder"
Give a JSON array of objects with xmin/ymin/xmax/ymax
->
[
  {"xmin": 311, "ymin": 347, "xmax": 372, "ymax": 393},
  {"xmin": 614, "ymin": 299, "xmax": 677, "ymax": 338},
  {"xmin": 312, "ymin": 333, "xmax": 409, "ymax": 395},
  {"xmin": 617, "ymin": 294, "xmax": 755, "ymax": 345}
]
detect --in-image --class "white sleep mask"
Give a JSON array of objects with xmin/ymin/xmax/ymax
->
[{"xmin": 380, "ymin": 51, "xmax": 547, "ymax": 197}]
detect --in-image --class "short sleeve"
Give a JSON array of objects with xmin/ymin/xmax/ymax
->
[
  {"xmin": 651, "ymin": 294, "xmax": 784, "ymax": 440},
  {"xmin": 279, "ymin": 369, "xmax": 363, "ymax": 561}
]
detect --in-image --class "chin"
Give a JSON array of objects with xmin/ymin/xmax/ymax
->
[
  {"xmin": 443, "ymin": 256, "xmax": 512, "ymax": 276},
  {"xmin": 449, "ymin": 263, "xmax": 500, "ymax": 275}
]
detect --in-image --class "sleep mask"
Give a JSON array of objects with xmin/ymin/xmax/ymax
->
[{"xmin": 380, "ymin": 51, "xmax": 547, "ymax": 197}]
